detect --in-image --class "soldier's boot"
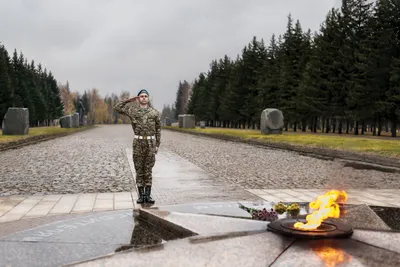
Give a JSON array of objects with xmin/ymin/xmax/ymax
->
[
  {"xmin": 136, "ymin": 186, "xmax": 145, "ymax": 204},
  {"xmin": 145, "ymin": 186, "xmax": 155, "ymax": 204}
]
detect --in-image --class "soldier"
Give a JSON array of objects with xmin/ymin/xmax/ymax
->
[{"xmin": 113, "ymin": 89, "xmax": 161, "ymax": 204}]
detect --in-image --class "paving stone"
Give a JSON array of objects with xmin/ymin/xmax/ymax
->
[{"xmin": 49, "ymin": 195, "xmax": 79, "ymax": 215}]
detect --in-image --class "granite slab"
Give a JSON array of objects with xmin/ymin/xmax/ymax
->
[
  {"xmin": 351, "ymin": 229, "xmax": 400, "ymax": 254},
  {"xmin": 0, "ymin": 210, "xmax": 135, "ymax": 267},
  {"xmin": 369, "ymin": 205, "xmax": 400, "ymax": 230},
  {"xmin": 339, "ymin": 204, "xmax": 391, "ymax": 231},
  {"xmin": 1, "ymin": 210, "xmax": 134, "ymax": 244},
  {"xmin": 155, "ymin": 201, "xmax": 252, "ymax": 218},
  {"xmin": 0, "ymin": 242, "xmax": 118, "ymax": 267},
  {"xmin": 72, "ymin": 231, "xmax": 294, "ymax": 267},
  {"xmin": 271, "ymin": 238, "xmax": 400, "ymax": 267},
  {"xmin": 141, "ymin": 209, "xmax": 269, "ymax": 235}
]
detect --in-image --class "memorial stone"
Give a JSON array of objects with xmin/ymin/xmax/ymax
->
[
  {"xmin": 178, "ymin": 114, "xmax": 195, "ymax": 128},
  {"xmin": 1, "ymin": 108, "xmax": 29, "ymax": 135},
  {"xmin": 178, "ymin": 115, "xmax": 183, "ymax": 128},
  {"xmin": 165, "ymin": 117, "xmax": 172, "ymax": 126},
  {"xmin": 260, "ymin": 108, "xmax": 284, "ymax": 134},
  {"xmin": 200, "ymin": 121, "xmax": 206, "ymax": 129},
  {"xmin": 71, "ymin": 113, "xmax": 79, "ymax": 128},
  {"xmin": 83, "ymin": 115, "xmax": 88, "ymax": 125},
  {"xmin": 60, "ymin": 115, "xmax": 72, "ymax": 128}
]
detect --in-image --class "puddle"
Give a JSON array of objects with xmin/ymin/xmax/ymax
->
[{"xmin": 115, "ymin": 211, "xmax": 194, "ymax": 252}]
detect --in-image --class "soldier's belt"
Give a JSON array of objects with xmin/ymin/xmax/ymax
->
[{"xmin": 134, "ymin": 135, "xmax": 155, "ymax": 140}]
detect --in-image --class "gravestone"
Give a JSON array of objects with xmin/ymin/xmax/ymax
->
[
  {"xmin": 178, "ymin": 114, "xmax": 195, "ymax": 128},
  {"xmin": 165, "ymin": 117, "xmax": 172, "ymax": 126},
  {"xmin": 1, "ymin": 108, "xmax": 29, "ymax": 135},
  {"xmin": 178, "ymin": 116, "xmax": 183, "ymax": 128},
  {"xmin": 200, "ymin": 121, "xmax": 206, "ymax": 129},
  {"xmin": 260, "ymin": 108, "xmax": 284, "ymax": 134},
  {"xmin": 60, "ymin": 115, "xmax": 72, "ymax": 128},
  {"xmin": 83, "ymin": 115, "xmax": 88, "ymax": 125},
  {"xmin": 71, "ymin": 113, "xmax": 79, "ymax": 128}
]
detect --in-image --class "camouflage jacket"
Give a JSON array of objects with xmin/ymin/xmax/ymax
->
[{"xmin": 113, "ymin": 99, "xmax": 161, "ymax": 147}]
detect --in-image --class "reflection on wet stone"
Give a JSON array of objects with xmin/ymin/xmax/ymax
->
[
  {"xmin": 115, "ymin": 212, "xmax": 193, "ymax": 252},
  {"xmin": 130, "ymin": 216, "xmax": 164, "ymax": 249},
  {"xmin": 272, "ymin": 238, "xmax": 400, "ymax": 267}
]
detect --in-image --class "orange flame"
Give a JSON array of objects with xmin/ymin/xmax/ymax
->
[{"xmin": 294, "ymin": 190, "xmax": 348, "ymax": 230}]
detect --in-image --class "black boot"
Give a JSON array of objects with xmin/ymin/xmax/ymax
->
[
  {"xmin": 145, "ymin": 186, "xmax": 155, "ymax": 204},
  {"xmin": 136, "ymin": 186, "xmax": 145, "ymax": 204}
]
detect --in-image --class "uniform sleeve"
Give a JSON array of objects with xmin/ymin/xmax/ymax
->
[
  {"xmin": 155, "ymin": 112, "xmax": 161, "ymax": 147},
  {"xmin": 113, "ymin": 99, "xmax": 137, "ymax": 119}
]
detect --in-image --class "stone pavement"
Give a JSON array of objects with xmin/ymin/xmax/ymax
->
[
  {"xmin": 1, "ymin": 188, "xmax": 399, "ymax": 223},
  {"xmin": 0, "ymin": 146, "xmax": 258, "ymax": 223},
  {"xmin": 246, "ymin": 188, "xmax": 400, "ymax": 207},
  {"xmin": 1, "ymin": 125, "xmax": 399, "ymax": 222}
]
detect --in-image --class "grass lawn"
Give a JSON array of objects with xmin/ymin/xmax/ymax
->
[
  {"xmin": 164, "ymin": 126, "xmax": 400, "ymax": 158},
  {"xmin": 0, "ymin": 126, "xmax": 91, "ymax": 144}
]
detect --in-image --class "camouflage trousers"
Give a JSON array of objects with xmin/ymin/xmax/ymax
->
[{"xmin": 132, "ymin": 139, "xmax": 156, "ymax": 187}]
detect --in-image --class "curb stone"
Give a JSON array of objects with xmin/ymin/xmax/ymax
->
[
  {"xmin": 163, "ymin": 127, "xmax": 400, "ymax": 170},
  {"xmin": 0, "ymin": 126, "xmax": 96, "ymax": 152}
]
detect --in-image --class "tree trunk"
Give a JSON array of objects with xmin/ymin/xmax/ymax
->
[
  {"xmin": 338, "ymin": 119, "xmax": 343, "ymax": 134},
  {"xmin": 302, "ymin": 119, "xmax": 307, "ymax": 132},
  {"xmin": 346, "ymin": 119, "xmax": 350, "ymax": 134},
  {"xmin": 325, "ymin": 118, "xmax": 330, "ymax": 133},
  {"xmin": 391, "ymin": 118, "xmax": 397, "ymax": 137},
  {"xmin": 361, "ymin": 121, "xmax": 365, "ymax": 135},
  {"xmin": 313, "ymin": 116, "xmax": 317, "ymax": 133},
  {"xmin": 372, "ymin": 119, "xmax": 376, "ymax": 136},
  {"xmin": 293, "ymin": 121, "xmax": 297, "ymax": 132},
  {"xmin": 332, "ymin": 119, "xmax": 336, "ymax": 133},
  {"xmin": 378, "ymin": 117, "xmax": 382, "ymax": 136},
  {"xmin": 355, "ymin": 121, "xmax": 359, "ymax": 135}
]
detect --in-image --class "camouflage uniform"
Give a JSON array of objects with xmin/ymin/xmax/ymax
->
[{"xmin": 113, "ymin": 99, "xmax": 161, "ymax": 203}]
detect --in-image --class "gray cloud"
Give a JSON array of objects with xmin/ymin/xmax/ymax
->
[{"xmin": 0, "ymin": 0, "xmax": 339, "ymax": 110}]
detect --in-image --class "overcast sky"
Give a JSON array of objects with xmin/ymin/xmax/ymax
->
[{"xmin": 0, "ymin": 0, "xmax": 342, "ymax": 110}]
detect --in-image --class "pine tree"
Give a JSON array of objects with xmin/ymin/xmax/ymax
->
[
  {"xmin": 174, "ymin": 82, "xmax": 183, "ymax": 119},
  {"xmin": 0, "ymin": 44, "xmax": 13, "ymax": 126}
]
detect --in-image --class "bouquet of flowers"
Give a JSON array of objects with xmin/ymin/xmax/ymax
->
[{"xmin": 239, "ymin": 204, "xmax": 279, "ymax": 221}]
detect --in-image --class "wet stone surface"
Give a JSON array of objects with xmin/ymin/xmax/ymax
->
[
  {"xmin": 0, "ymin": 209, "xmax": 189, "ymax": 267},
  {"xmin": 162, "ymin": 130, "xmax": 400, "ymax": 189},
  {"xmin": 0, "ymin": 210, "xmax": 134, "ymax": 267},
  {"xmin": 271, "ymin": 238, "xmax": 400, "ymax": 267},
  {"xmin": 156, "ymin": 201, "xmax": 253, "ymax": 218},
  {"xmin": 2, "ymin": 199, "xmax": 400, "ymax": 267}
]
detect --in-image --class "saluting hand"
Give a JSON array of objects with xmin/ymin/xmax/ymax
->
[
  {"xmin": 124, "ymin": 96, "xmax": 139, "ymax": 103},
  {"xmin": 129, "ymin": 96, "xmax": 139, "ymax": 102}
]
